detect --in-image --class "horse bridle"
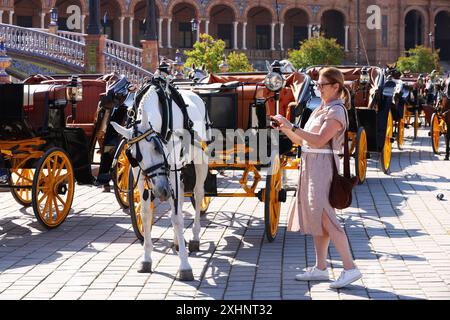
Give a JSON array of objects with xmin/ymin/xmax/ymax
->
[{"xmin": 126, "ymin": 125, "xmax": 170, "ymax": 180}]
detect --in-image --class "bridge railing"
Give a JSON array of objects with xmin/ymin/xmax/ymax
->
[
  {"xmin": 105, "ymin": 52, "xmax": 152, "ymax": 85},
  {"xmin": 105, "ymin": 39, "xmax": 143, "ymax": 68},
  {"xmin": 0, "ymin": 23, "xmax": 85, "ymax": 71},
  {"xmin": 56, "ymin": 30, "xmax": 86, "ymax": 44}
]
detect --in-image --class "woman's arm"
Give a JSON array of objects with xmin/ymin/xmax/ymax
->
[{"xmin": 272, "ymin": 115, "xmax": 343, "ymax": 149}]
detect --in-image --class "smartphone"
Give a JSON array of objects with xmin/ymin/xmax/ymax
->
[{"xmin": 267, "ymin": 116, "xmax": 280, "ymax": 128}]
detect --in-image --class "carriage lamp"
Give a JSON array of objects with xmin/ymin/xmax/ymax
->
[
  {"xmin": 264, "ymin": 60, "xmax": 285, "ymax": 92},
  {"xmin": 66, "ymin": 75, "xmax": 83, "ymax": 103},
  {"xmin": 264, "ymin": 72, "xmax": 284, "ymax": 92},
  {"xmin": 360, "ymin": 68, "xmax": 370, "ymax": 85},
  {"xmin": 50, "ymin": 8, "xmax": 58, "ymax": 26}
]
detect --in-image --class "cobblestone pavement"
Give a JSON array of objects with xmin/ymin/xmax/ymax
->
[{"xmin": 0, "ymin": 125, "xmax": 450, "ymax": 300}]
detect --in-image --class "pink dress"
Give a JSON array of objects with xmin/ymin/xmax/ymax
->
[{"xmin": 287, "ymin": 99, "xmax": 348, "ymax": 236}]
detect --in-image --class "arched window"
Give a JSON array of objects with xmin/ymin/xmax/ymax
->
[{"xmin": 405, "ymin": 10, "xmax": 424, "ymax": 51}]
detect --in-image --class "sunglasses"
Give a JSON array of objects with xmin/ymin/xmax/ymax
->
[{"xmin": 317, "ymin": 82, "xmax": 336, "ymax": 89}]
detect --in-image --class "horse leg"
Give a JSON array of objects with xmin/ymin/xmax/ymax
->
[
  {"xmin": 137, "ymin": 170, "xmax": 153, "ymax": 273},
  {"xmin": 170, "ymin": 172, "xmax": 194, "ymax": 281},
  {"xmin": 189, "ymin": 162, "xmax": 208, "ymax": 253}
]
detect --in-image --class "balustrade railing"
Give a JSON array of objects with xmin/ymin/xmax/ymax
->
[
  {"xmin": 56, "ymin": 30, "xmax": 86, "ymax": 44},
  {"xmin": 105, "ymin": 39, "xmax": 143, "ymax": 68},
  {"xmin": 0, "ymin": 23, "xmax": 85, "ymax": 71},
  {"xmin": 104, "ymin": 53, "xmax": 152, "ymax": 85}
]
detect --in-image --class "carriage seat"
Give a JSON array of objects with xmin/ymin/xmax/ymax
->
[
  {"xmin": 41, "ymin": 79, "xmax": 106, "ymax": 139},
  {"xmin": 206, "ymin": 73, "xmax": 305, "ymax": 129}
]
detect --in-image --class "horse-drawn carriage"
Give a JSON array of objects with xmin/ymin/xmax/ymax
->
[
  {"xmin": 305, "ymin": 65, "xmax": 400, "ymax": 175},
  {"xmin": 0, "ymin": 73, "xmax": 130, "ymax": 228},
  {"xmin": 428, "ymin": 76, "xmax": 450, "ymax": 158},
  {"xmin": 400, "ymin": 72, "xmax": 427, "ymax": 139},
  {"xmin": 107, "ymin": 61, "xmax": 326, "ymax": 244}
]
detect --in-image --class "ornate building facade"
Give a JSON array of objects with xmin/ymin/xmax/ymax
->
[{"xmin": 1, "ymin": 0, "xmax": 449, "ymax": 68}]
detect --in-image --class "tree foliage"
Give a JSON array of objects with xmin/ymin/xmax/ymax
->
[
  {"xmin": 396, "ymin": 45, "xmax": 441, "ymax": 74},
  {"xmin": 226, "ymin": 52, "xmax": 253, "ymax": 72},
  {"xmin": 288, "ymin": 36, "xmax": 345, "ymax": 69},
  {"xmin": 184, "ymin": 34, "xmax": 253, "ymax": 73},
  {"xmin": 184, "ymin": 34, "xmax": 225, "ymax": 73}
]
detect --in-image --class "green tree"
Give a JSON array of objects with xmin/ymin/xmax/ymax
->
[
  {"xmin": 396, "ymin": 45, "xmax": 441, "ymax": 73},
  {"xmin": 226, "ymin": 52, "xmax": 253, "ymax": 72},
  {"xmin": 184, "ymin": 34, "xmax": 226, "ymax": 73},
  {"xmin": 288, "ymin": 36, "xmax": 345, "ymax": 69}
]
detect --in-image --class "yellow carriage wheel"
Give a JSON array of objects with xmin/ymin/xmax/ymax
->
[
  {"xmin": 381, "ymin": 111, "xmax": 393, "ymax": 174},
  {"xmin": 190, "ymin": 196, "xmax": 212, "ymax": 216},
  {"xmin": 431, "ymin": 113, "xmax": 441, "ymax": 154},
  {"xmin": 264, "ymin": 154, "xmax": 283, "ymax": 243},
  {"xmin": 32, "ymin": 148, "xmax": 75, "ymax": 229},
  {"xmin": 10, "ymin": 169, "xmax": 34, "ymax": 207},
  {"xmin": 128, "ymin": 168, "xmax": 154, "ymax": 242},
  {"xmin": 113, "ymin": 141, "xmax": 130, "ymax": 209},
  {"xmin": 355, "ymin": 127, "xmax": 367, "ymax": 185},
  {"xmin": 397, "ymin": 106, "xmax": 406, "ymax": 150}
]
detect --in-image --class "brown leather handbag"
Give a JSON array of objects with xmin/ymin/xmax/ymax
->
[{"xmin": 328, "ymin": 107, "xmax": 359, "ymax": 210}]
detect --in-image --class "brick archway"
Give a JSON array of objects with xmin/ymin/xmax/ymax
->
[
  {"xmin": 206, "ymin": 0, "xmax": 239, "ymax": 20},
  {"xmin": 280, "ymin": 4, "xmax": 311, "ymax": 24},
  {"xmin": 13, "ymin": 0, "xmax": 44, "ymax": 28},
  {"xmin": 283, "ymin": 7, "xmax": 310, "ymax": 49},
  {"xmin": 243, "ymin": 2, "xmax": 275, "ymax": 22},
  {"xmin": 320, "ymin": 9, "xmax": 346, "ymax": 47},
  {"xmin": 434, "ymin": 9, "xmax": 450, "ymax": 61},
  {"xmin": 404, "ymin": 9, "xmax": 426, "ymax": 51},
  {"xmin": 128, "ymin": 0, "xmax": 164, "ymax": 16},
  {"xmin": 167, "ymin": 0, "xmax": 200, "ymax": 18}
]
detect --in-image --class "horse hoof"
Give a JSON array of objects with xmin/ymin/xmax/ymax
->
[
  {"xmin": 189, "ymin": 240, "xmax": 200, "ymax": 253},
  {"xmin": 178, "ymin": 269, "xmax": 194, "ymax": 281},
  {"xmin": 137, "ymin": 261, "xmax": 152, "ymax": 273},
  {"xmin": 445, "ymin": 157, "xmax": 449, "ymax": 161}
]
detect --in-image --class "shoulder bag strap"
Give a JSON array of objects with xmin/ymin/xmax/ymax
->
[{"xmin": 328, "ymin": 104, "xmax": 351, "ymax": 178}]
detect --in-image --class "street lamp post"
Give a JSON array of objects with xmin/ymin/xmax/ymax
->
[
  {"xmin": 312, "ymin": 25, "xmax": 320, "ymax": 38},
  {"xmin": 87, "ymin": 0, "xmax": 102, "ymax": 35},
  {"xmin": 191, "ymin": 18, "xmax": 199, "ymax": 45},
  {"xmin": 356, "ymin": 0, "xmax": 361, "ymax": 65},
  {"xmin": 144, "ymin": 0, "xmax": 157, "ymax": 41},
  {"xmin": 49, "ymin": 8, "xmax": 58, "ymax": 26}
]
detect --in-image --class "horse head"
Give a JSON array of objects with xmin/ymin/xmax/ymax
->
[
  {"xmin": 385, "ymin": 63, "xmax": 401, "ymax": 79},
  {"xmin": 279, "ymin": 60, "xmax": 296, "ymax": 73},
  {"xmin": 188, "ymin": 63, "xmax": 208, "ymax": 82},
  {"xmin": 97, "ymin": 73, "xmax": 131, "ymax": 110},
  {"xmin": 111, "ymin": 89, "xmax": 172, "ymax": 202}
]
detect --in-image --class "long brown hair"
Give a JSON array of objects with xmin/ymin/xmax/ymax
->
[{"xmin": 319, "ymin": 67, "xmax": 351, "ymax": 110}]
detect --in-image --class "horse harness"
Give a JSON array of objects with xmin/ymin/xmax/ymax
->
[{"xmin": 124, "ymin": 76, "xmax": 198, "ymax": 214}]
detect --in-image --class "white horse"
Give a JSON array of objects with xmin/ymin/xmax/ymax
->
[
  {"xmin": 111, "ymin": 76, "xmax": 211, "ymax": 281},
  {"xmin": 279, "ymin": 60, "xmax": 296, "ymax": 73}
]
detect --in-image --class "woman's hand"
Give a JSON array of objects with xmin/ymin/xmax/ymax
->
[{"xmin": 271, "ymin": 115, "xmax": 292, "ymax": 131}]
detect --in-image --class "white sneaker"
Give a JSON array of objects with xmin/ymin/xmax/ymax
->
[
  {"xmin": 330, "ymin": 268, "xmax": 362, "ymax": 289},
  {"xmin": 295, "ymin": 266, "xmax": 329, "ymax": 281}
]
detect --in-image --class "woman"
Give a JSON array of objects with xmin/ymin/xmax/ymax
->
[{"xmin": 271, "ymin": 67, "xmax": 362, "ymax": 289}]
